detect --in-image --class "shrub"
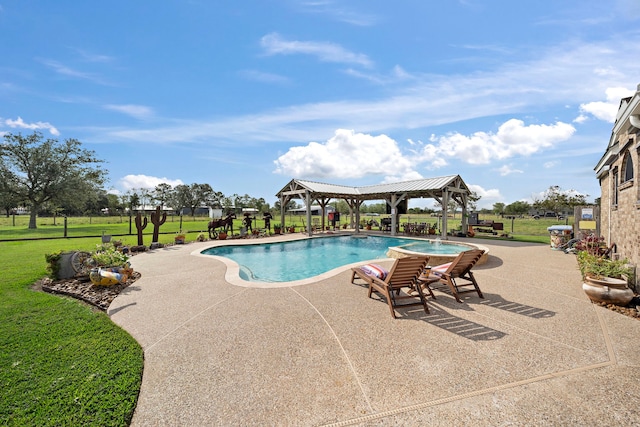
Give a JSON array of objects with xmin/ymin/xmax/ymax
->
[
  {"xmin": 90, "ymin": 243, "xmax": 129, "ymax": 267},
  {"xmin": 576, "ymin": 251, "xmax": 632, "ymax": 280}
]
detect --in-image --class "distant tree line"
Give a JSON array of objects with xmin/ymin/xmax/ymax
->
[{"xmin": 0, "ymin": 132, "xmax": 273, "ymax": 229}]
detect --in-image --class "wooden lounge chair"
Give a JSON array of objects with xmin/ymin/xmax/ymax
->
[
  {"xmin": 351, "ymin": 255, "xmax": 430, "ymax": 318},
  {"xmin": 417, "ymin": 249, "xmax": 484, "ymax": 303}
]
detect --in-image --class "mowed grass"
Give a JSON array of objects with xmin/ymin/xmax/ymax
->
[{"xmin": 0, "ymin": 238, "xmax": 143, "ymax": 426}]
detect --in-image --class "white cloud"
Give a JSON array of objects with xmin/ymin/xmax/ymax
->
[
  {"xmin": 381, "ymin": 170, "xmax": 424, "ymax": 183},
  {"xmin": 543, "ymin": 160, "xmax": 560, "ymax": 168},
  {"xmin": 273, "ymin": 129, "xmax": 415, "ymax": 178},
  {"xmin": 424, "ymin": 119, "xmax": 575, "ymax": 166},
  {"xmin": 579, "ymin": 101, "xmax": 617, "ymax": 122},
  {"xmin": 104, "ymin": 104, "xmax": 154, "ymax": 120},
  {"xmin": 239, "ymin": 70, "xmax": 290, "ymax": 84},
  {"xmin": 496, "ymin": 165, "xmax": 524, "ymax": 176},
  {"xmin": 74, "ymin": 48, "xmax": 114, "ymax": 63},
  {"xmin": 298, "ymin": 1, "xmax": 377, "ymax": 26},
  {"xmin": 468, "ymin": 184, "xmax": 502, "ymax": 201},
  {"xmin": 40, "ymin": 59, "xmax": 110, "ymax": 85},
  {"xmin": 466, "ymin": 184, "xmax": 503, "ymax": 209},
  {"xmin": 99, "ymin": 36, "xmax": 640, "ymax": 146},
  {"xmin": 578, "ymin": 86, "xmax": 636, "ymax": 122},
  {"xmin": 4, "ymin": 116, "xmax": 60, "ymax": 135},
  {"xmin": 118, "ymin": 174, "xmax": 184, "ymax": 191},
  {"xmin": 260, "ymin": 33, "xmax": 373, "ymax": 67}
]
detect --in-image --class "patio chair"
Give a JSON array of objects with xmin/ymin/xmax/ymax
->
[
  {"xmin": 417, "ymin": 249, "xmax": 485, "ymax": 303},
  {"xmin": 351, "ymin": 255, "xmax": 430, "ymax": 318}
]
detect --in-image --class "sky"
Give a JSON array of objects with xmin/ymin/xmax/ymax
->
[{"xmin": 2, "ymin": 0, "xmax": 640, "ymax": 210}]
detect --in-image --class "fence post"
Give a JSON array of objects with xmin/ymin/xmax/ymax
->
[{"xmin": 64, "ymin": 216, "xmax": 68, "ymax": 238}]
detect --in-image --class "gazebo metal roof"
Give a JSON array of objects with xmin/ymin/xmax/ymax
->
[
  {"xmin": 275, "ymin": 175, "xmax": 472, "ymax": 238},
  {"xmin": 276, "ymin": 175, "xmax": 470, "ymax": 201}
]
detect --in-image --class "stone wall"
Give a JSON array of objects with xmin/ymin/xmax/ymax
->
[{"xmin": 599, "ymin": 130, "xmax": 639, "ymax": 290}]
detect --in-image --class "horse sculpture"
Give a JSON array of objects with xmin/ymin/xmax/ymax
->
[{"xmin": 208, "ymin": 213, "xmax": 236, "ymax": 239}]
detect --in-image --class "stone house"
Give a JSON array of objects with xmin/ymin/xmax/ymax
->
[{"xmin": 594, "ymin": 83, "xmax": 640, "ymax": 288}]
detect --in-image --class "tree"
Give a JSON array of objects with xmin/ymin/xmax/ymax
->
[
  {"xmin": 492, "ymin": 203, "xmax": 506, "ymax": 217},
  {"xmin": 467, "ymin": 191, "xmax": 481, "ymax": 212},
  {"xmin": 505, "ymin": 200, "xmax": 531, "ymax": 216},
  {"xmin": 123, "ymin": 191, "xmax": 141, "ymax": 214},
  {"xmin": 208, "ymin": 191, "xmax": 224, "ymax": 209},
  {"xmin": 173, "ymin": 183, "xmax": 214, "ymax": 217},
  {"xmin": 432, "ymin": 198, "xmax": 460, "ymax": 217},
  {"xmin": 533, "ymin": 185, "xmax": 587, "ymax": 217},
  {"xmin": 253, "ymin": 197, "xmax": 268, "ymax": 213},
  {"xmin": 0, "ymin": 188, "xmax": 22, "ymax": 217},
  {"xmin": 170, "ymin": 185, "xmax": 191, "ymax": 215},
  {"xmin": 0, "ymin": 132, "xmax": 105, "ymax": 228},
  {"xmin": 152, "ymin": 183, "xmax": 172, "ymax": 207}
]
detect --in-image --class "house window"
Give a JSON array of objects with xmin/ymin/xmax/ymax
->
[
  {"xmin": 612, "ymin": 168, "xmax": 619, "ymax": 206},
  {"xmin": 621, "ymin": 150, "xmax": 634, "ymax": 183}
]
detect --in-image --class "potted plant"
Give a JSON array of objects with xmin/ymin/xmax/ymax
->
[
  {"xmin": 175, "ymin": 231, "xmax": 186, "ymax": 244},
  {"xmin": 288, "ymin": 225, "xmax": 296, "ymax": 233},
  {"xmin": 218, "ymin": 231, "xmax": 228, "ymax": 240},
  {"xmin": 273, "ymin": 224, "xmax": 281, "ymax": 234},
  {"xmin": 576, "ymin": 250, "xmax": 634, "ymax": 306}
]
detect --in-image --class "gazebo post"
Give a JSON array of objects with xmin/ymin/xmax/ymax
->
[
  {"xmin": 441, "ymin": 189, "xmax": 448, "ymax": 239},
  {"xmin": 461, "ymin": 193, "xmax": 468, "ymax": 236},
  {"xmin": 390, "ymin": 194, "xmax": 397, "ymax": 237},
  {"xmin": 305, "ymin": 191, "xmax": 312, "ymax": 237}
]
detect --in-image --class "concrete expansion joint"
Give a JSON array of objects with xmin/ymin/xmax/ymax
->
[
  {"xmin": 144, "ymin": 287, "xmax": 251, "ymax": 352},
  {"xmin": 289, "ymin": 287, "xmax": 374, "ymax": 413}
]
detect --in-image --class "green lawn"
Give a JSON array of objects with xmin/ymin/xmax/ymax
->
[{"xmin": 0, "ymin": 238, "xmax": 143, "ymax": 426}]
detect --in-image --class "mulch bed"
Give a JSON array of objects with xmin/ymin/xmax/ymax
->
[
  {"xmin": 37, "ymin": 272, "xmax": 141, "ymax": 311},
  {"xmin": 593, "ymin": 298, "xmax": 640, "ymax": 320}
]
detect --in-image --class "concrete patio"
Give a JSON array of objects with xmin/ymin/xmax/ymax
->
[{"xmin": 108, "ymin": 235, "xmax": 640, "ymax": 426}]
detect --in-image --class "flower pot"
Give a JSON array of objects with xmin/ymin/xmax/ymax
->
[
  {"xmin": 582, "ymin": 276, "xmax": 633, "ymax": 306},
  {"xmin": 218, "ymin": 233, "xmax": 227, "ymax": 240},
  {"xmin": 174, "ymin": 235, "xmax": 185, "ymax": 244}
]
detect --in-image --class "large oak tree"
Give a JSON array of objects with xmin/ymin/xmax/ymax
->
[{"xmin": 0, "ymin": 132, "xmax": 106, "ymax": 229}]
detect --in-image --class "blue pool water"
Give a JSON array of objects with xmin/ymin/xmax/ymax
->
[{"xmin": 201, "ymin": 235, "xmax": 465, "ymax": 283}]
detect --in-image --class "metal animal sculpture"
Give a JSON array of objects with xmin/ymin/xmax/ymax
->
[{"xmin": 208, "ymin": 213, "xmax": 236, "ymax": 239}]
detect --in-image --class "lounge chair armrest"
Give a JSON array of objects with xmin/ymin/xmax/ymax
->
[{"xmin": 370, "ymin": 276, "xmax": 388, "ymax": 286}]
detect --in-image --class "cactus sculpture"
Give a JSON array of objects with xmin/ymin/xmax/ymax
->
[
  {"xmin": 151, "ymin": 206, "xmax": 167, "ymax": 243},
  {"xmin": 135, "ymin": 212, "xmax": 148, "ymax": 246}
]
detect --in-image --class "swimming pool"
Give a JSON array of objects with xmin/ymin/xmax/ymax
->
[{"xmin": 200, "ymin": 235, "xmax": 473, "ymax": 284}]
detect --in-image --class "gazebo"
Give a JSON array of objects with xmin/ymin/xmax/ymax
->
[{"xmin": 275, "ymin": 175, "xmax": 472, "ymax": 238}]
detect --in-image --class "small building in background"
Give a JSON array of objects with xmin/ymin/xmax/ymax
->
[{"xmin": 288, "ymin": 205, "xmax": 335, "ymax": 216}]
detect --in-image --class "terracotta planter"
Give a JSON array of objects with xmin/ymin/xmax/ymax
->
[
  {"xmin": 218, "ymin": 233, "xmax": 227, "ymax": 240},
  {"xmin": 582, "ymin": 276, "xmax": 633, "ymax": 306}
]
